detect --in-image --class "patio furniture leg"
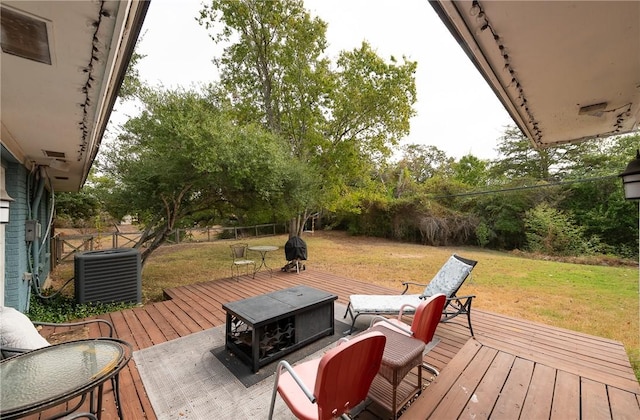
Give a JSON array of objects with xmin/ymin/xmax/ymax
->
[
  {"xmin": 422, "ymin": 362, "xmax": 440, "ymax": 376},
  {"xmin": 112, "ymin": 375, "xmax": 124, "ymax": 419},
  {"xmin": 343, "ymin": 301, "xmax": 352, "ymax": 319},
  {"xmin": 466, "ymin": 299, "xmax": 474, "ymax": 337},
  {"xmin": 342, "ymin": 303, "xmax": 359, "ymax": 335}
]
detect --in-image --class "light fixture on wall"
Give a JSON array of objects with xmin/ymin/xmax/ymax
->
[
  {"xmin": 619, "ymin": 150, "xmax": 640, "ymax": 317},
  {"xmin": 619, "ymin": 150, "xmax": 640, "ymax": 200},
  {"xmin": 0, "ymin": 187, "xmax": 14, "ymax": 224},
  {"xmin": 578, "ymin": 102, "xmax": 608, "ymax": 118}
]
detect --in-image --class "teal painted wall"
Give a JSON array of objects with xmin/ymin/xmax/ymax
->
[{"xmin": 3, "ymin": 161, "xmax": 52, "ymax": 312}]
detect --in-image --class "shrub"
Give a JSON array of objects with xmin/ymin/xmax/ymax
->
[
  {"xmin": 524, "ymin": 203, "xmax": 591, "ymax": 256},
  {"xmin": 28, "ymin": 293, "xmax": 135, "ymax": 323},
  {"xmin": 475, "ymin": 221, "xmax": 495, "ymax": 248}
]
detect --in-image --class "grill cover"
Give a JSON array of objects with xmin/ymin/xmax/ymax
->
[{"xmin": 284, "ymin": 236, "xmax": 307, "ymax": 261}]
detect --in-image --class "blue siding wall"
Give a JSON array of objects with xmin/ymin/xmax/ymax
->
[
  {"xmin": 4, "ymin": 162, "xmax": 30, "ymax": 311},
  {"xmin": 3, "ymin": 162, "xmax": 52, "ymax": 312}
]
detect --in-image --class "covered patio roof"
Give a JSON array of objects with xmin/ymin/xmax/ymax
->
[
  {"xmin": 1, "ymin": 0, "xmax": 149, "ymax": 192},
  {"xmin": 429, "ymin": 0, "xmax": 640, "ymax": 148}
]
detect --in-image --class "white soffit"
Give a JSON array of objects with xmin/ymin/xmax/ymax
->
[{"xmin": 430, "ymin": 0, "xmax": 640, "ymax": 148}]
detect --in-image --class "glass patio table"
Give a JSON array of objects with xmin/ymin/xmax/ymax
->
[
  {"xmin": 248, "ymin": 245, "xmax": 279, "ymax": 276},
  {"xmin": 0, "ymin": 338, "xmax": 132, "ymax": 420}
]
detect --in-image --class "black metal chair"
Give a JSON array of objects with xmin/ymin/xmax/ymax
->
[{"xmin": 344, "ymin": 254, "xmax": 478, "ymax": 335}]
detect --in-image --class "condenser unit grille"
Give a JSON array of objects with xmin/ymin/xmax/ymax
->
[{"xmin": 74, "ymin": 248, "xmax": 141, "ymax": 304}]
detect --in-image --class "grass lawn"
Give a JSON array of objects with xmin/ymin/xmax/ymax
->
[{"xmin": 52, "ymin": 230, "xmax": 640, "ymax": 380}]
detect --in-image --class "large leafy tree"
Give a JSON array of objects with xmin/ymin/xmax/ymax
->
[
  {"xmin": 199, "ymin": 0, "xmax": 330, "ymax": 148},
  {"xmin": 396, "ymin": 144, "xmax": 451, "ymax": 184},
  {"xmin": 452, "ymin": 154, "xmax": 489, "ymax": 187},
  {"xmin": 198, "ymin": 0, "xmax": 416, "ymax": 236},
  {"xmin": 559, "ymin": 134, "xmax": 640, "ymax": 256},
  {"xmin": 101, "ymin": 88, "xmax": 294, "ymax": 265},
  {"xmin": 55, "ymin": 191, "xmax": 99, "ymax": 225},
  {"xmin": 490, "ymin": 126, "xmax": 569, "ymax": 181}
]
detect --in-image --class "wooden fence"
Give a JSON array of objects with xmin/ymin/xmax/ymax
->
[{"xmin": 51, "ymin": 223, "xmax": 279, "ymax": 267}]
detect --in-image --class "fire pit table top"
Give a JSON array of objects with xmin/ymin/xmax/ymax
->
[{"xmin": 223, "ymin": 285, "xmax": 337, "ymax": 326}]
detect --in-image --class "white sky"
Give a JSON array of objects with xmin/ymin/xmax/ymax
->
[{"xmin": 127, "ymin": 0, "xmax": 514, "ymax": 160}]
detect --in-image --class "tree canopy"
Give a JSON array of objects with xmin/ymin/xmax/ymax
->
[
  {"xmin": 101, "ymin": 88, "xmax": 299, "ymax": 264},
  {"xmin": 198, "ymin": 0, "xmax": 417, "ymax": 234}
]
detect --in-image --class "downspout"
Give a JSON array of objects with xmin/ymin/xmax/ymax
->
[{"xmin": 30, "ymin": 166, "xmax": 46, "ymax": 291}]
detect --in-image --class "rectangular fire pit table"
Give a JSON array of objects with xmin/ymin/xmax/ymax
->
[{"xmin": 223, "ymin": 285, "xmax": 338, "ymax": 372}]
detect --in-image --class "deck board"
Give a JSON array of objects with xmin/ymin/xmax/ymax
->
[
  {"xmin": 26, "ymin": 268, "xmax": 639, "ymax": 420},
  {"xmin": 551, "ymin": 370, "xmax": 580, "ymax": 420},
  {"xmin": 520, "ymin": 364, "xmax": 556, "ymax": 419},
  {"xmin": 608, "ymin": 387, "xmax": 640, "ymax": 419},
  {"xmin": 461, "ymin": 351, "xmax": 516, "ymax": 419}
]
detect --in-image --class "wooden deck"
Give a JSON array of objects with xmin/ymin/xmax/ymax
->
[{"xmin": 35, "ymin": 269, "xmax": 640, "ymax": 419}]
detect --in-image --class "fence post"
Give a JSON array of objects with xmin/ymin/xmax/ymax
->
[{"xmin": 50, "ymin": 237, "xmax": 57, "ymax": 269}]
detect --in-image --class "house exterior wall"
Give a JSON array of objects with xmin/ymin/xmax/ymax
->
[
  {"xmin": 1, "ymin": 0, "xmax": 149, "ymax": 313},
  {"xmin": 2, "ymin": 160, "xmax": 52, "ymax": 312}
]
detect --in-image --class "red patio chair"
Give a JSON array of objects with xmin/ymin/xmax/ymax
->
[
  {"xmin": 372, "ymin": 293, "xmax": 446, "ymax": 342},
  {"xmin": 267, "ymin": 331, "xmax": 386, "ymax": 420},
  {"xmin": 371, "ymin": 293, "xmax": 447, "ymax": 375}
]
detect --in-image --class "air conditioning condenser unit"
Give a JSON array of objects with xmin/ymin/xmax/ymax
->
[{"xmin": 74, "ymin": 248, "xmax": 141, "ymax": 304}]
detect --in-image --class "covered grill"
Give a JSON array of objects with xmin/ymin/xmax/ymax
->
[{"xmin": 282, "ymin": 236, "xmax": 307, "ymax": 273}]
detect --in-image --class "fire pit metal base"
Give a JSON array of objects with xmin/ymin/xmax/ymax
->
[{"xmin": 222, "ymin": 285, "xmax": 338, "ymax": 372}]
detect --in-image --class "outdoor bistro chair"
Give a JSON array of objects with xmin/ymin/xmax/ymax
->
[
  {"xmin": 344, "ymin": 254, "xmax": 478, "ymax": 335},
  {"xmin": 366, "ymin": 294, "xmax": 447, "ymax": 419},
  {"xmin": 230, "ymin": 243, "xmax": 256, "ymax": 279},
  {"xmin": 268, "ymin": 330, "xmax": 386, "ymax": 420}
]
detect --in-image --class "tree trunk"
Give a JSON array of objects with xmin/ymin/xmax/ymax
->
[{"xmin": 288, "ymin": 210, "xmax": 308, "ymax": 238}]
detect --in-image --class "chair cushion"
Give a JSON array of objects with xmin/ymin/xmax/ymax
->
[
  {"xmin": 422, "ymin": 255, "xmax": 473, "ymax": 297},
  {"xmin": 277, "ymin": 358, "xmax": 322, "ymax": 420},
  {"xmin": 349, "ymin": 294, "xmax": 423, "ymax": 313},
  {"xmin": 0, "ymin": 306, "xmax": 50, "ymax": 355},
  {"xmin": 233, "ymin": 259, "xmax": 254, "ymax": 265}
]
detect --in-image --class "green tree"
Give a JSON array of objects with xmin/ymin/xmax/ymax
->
[
  {"xmin": 198, "ymin": 0, "xmax": 330, "ymax": 147},
  {"xmin": 452, "ymin": 154, "xmax": 489, "ymax": 187},
  {"xmin": 472, "ymin": 187, "xmax": 537, "ymax": 250},
  {"xmin": 491, "ymin": 126, "xmax": 563, "ymax": 181},
  {"xmin": 397, "ymin": 144, "xmax": 451, "ymax": 184},
  {"xmin": 55, "ymin": 191, "xmax": 99, "ymax": 226},
  {"xmin": 198, "ymin": 0, "xmax": 416, "ymax": 236},
  {"xmin": 101, "ymin": 88, "xmax": 294, "ymax": 265},
  {"xmin": 559, "ymin": 134, "xmax": 640, "ymax": 257},
  {"xmin": 118, "ymin": 49, "xmax": 146, "ymax": 100}
]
